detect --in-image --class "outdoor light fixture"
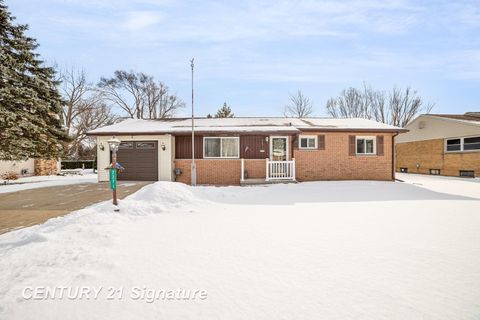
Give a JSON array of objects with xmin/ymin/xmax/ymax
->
[
  {"xmin": 99, "ymin": 143, "xmax": 105, "ymax": 151},
  {"xmin": 107, "ymin": 137, "xmax": 121, "ymax": 152},
  {"xmin": 161, "ymin": 142, "xmax": 166, "ymax": 151}
]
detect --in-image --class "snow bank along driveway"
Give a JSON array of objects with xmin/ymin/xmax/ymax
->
[{"xmin": 0, "ymin": 179, "xmax": 479, "ymax": 319}]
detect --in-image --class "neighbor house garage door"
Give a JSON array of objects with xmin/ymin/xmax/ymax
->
[{"xmin": 116, "ymin": 141, "xmax": 158, "ymax": 181}]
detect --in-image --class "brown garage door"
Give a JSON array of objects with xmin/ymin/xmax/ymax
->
[{"xmin": 116, "ymin": 141, "xmax": 158, "ymax": 181}]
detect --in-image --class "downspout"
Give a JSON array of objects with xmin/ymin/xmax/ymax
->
[{"xmin": 392, "ymin": 132, "xmax": 399, "ymax": 181}]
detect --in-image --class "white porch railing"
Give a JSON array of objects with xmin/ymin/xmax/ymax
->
[{"xmin": 266, "ymin": 158, "xmax": 295, "ymax": 181}]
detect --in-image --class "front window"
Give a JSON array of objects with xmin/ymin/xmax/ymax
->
[
  {"xmin": 299, "ymin": 136, "xmax": 317, "ymax": 149},
  {"xmin": 446, "ymin": 136, "xmax": 480, "ymax": 152},
  {"xmin": 446, "ymin": 139, "xmax": 461, "ymax": 151},
  {"xmin": 204, "ymin": 137, "xmax": 239, "ymax": 158},
  {"xmin": 464, "ymin": 137, "xmax": 480, "ymax": 151},
  {"xmin": 356, "ymin": 136, "xmax": 376, "ymax": 155}
]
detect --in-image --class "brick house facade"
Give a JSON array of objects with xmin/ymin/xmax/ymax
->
[
  {"xmin": 89, "ymin": 117, "xmax": 405, "ymax": 185},
  {"xmin": 396, "ymin": 113, "xmax": 480, "ymax": 178}
]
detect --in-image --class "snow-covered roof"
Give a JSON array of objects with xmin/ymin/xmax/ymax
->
[{"xmin": 88, "ymin": 117, "xmax": 405, "ymax": 135}]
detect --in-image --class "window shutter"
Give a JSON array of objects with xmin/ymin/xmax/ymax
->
[
  {"xmin": 377, "ymin": 136, "xmax": 384, "ymax": 156},
  {"xmin": 292, "ymin": 135, "xmax": 298, "ymax": 149},
  {"xmin": 349, "ymin": 135, "xmax": 356, "ymax": 156},
  {"xmin": 317, "ymin": 135, "xmax": 325, "ymax": 150}
]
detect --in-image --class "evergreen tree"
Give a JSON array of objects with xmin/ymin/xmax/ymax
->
[
  {"xmin": 215, "ymin": 102, "xmax": 234, "ymax": 118},
  {"xmin": 0, "ymin": 0, "xmax": 66, "ymax": 160}
]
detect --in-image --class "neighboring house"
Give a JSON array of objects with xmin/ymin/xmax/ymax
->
[
  {"xmin": 0, "ymin": 159, "xmax": 60, "ymax": 177},
  {"xmin": 396, "ymin": 112, "xmax": 480, "ymax": 177},
  {"xmin": 87, "ymin": 117, "xmax": 406, "ymax": 185}
]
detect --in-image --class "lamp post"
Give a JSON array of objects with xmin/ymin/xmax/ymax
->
[
  {"xmin": 108, "ymin": 137, "xmax": 121, "ymax": 206},
  {"xmin": 190, "ymin": 58, "xmax": 196, "ymax": 186}
]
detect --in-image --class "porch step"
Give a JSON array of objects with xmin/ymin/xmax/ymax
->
[{"xmin": 240, "ymin": 178, "xmax": 297, "ymax": 186}]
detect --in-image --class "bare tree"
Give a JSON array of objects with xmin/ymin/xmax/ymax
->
[
  {"xmin": 68, "ymin": 98, "xmax": 116, "ymax": 158},
  {"xmin": 97, "ymin": 70, "xmax": 184, "ymax": 119},
  {"xmin": 60, "ymin": 68, "xmax": 90, "ymax": 135},
  {"xmin": 97, "ymin": 70, "xmax": 148, "ymax": 119},
  {"xmin": 59, "ymin": 67, "xmax": 116, "ymax": 158},
  {"xmin": 325, "ymin": 84, "xmax": 434, "ymax": 127},
  {"xmin": 326, "ymin": 86, "xmax": 372, "ymax": 119},
  {"xmin": 143, "ymin": 80, "xmax": 185, "ymax": 119},
  {"xmin": 388, "ymin": 87, "xmax": 434, "ymax": 127},
  {"xmin": 284, "ymin": 90, "xmax": 314, "ymax": 118}
]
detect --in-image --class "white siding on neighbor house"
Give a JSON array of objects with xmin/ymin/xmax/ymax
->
[
  {"xmin": 0, "ymin": 159, "xmax": 35, "ymax": 176},
  {"xmin": 96, "ymin": 135, "xmax": 174, "ymax": 182},
  {"xmin": 396, "ymin": 115, "xmax": 480, "ymax": 143}
]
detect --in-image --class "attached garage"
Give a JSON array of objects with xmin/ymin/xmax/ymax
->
[{"xmin": 116, "ymin": 141, "xmax": 158, "ymax": 181}]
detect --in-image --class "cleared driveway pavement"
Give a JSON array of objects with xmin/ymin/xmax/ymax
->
[{"xmin": 0, "ymin": 181, "xmax": 151, "ymax": 234}]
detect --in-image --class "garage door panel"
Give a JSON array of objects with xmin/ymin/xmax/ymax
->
[{"xmin": 116, "ymin": 141, "xmax": 158, "ymax": 181}]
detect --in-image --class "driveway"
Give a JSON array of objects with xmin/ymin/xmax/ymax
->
[{"xmin": 0, "ymin": 181, "xmax": 152, "ymax": 234}]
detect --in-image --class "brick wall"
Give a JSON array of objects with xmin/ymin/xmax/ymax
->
[
  {"xmin": 396, "ymin": 139, "xmax": 480, "ymax": 176},
  {"xmin": 244, "ymin": 159, "xmax": 266, "ymax": 179},
  {"xmin": 34, "ymin": 159, "xmax": 58, "ymax": 176},
  {"xmin": 174, "ymin": 159, "xmax": 241, "ymax": 185},
  {"xmin": 173, "ymin": 132, "xmax": 395, "ymax": 185},
  {"xmin": 294, "ymin": 132, "xmax": 394, "ymax": 181}
]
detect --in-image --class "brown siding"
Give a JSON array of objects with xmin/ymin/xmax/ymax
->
[
  {"xmin": 396, "ymin": 139, "xmax": 480, "ymax": 177},
  {"xmin": 240, "ymin": 135, "xmax": 269, "ymax": 159},
  {"xmin": 175, "ymin": 135, "xmax": 203, "ymax": 159}
]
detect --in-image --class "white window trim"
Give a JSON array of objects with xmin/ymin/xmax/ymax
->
[
  {"xmin": 355, "ymin": 136, "xmax": 376, "ymax": 155},
  {"xmin": 203, "ymin": 137, "xmax": 240, "ymax": 159},
  {"xmin": 269, "ymin": 136, "xmax": 289, "ymax": 161},
  {"xmin": 298, "ymin": 135, "xmax": 317, "ymax": 150},
  {"xmin": 445, "ymin": 136, "xmax": 480, "ymax": 153}
]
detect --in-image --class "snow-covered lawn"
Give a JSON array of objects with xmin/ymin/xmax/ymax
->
[
  {"xmin": 0, "ymin": 178, "xmax": 479, "ymax": 319},
  {"xmin": 0, "ymin": 170, "xmax": 97, "ymax": 194}
]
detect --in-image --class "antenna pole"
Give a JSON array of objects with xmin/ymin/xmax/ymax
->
[{"xmin": 190, "ymin": 58, "xmax": 196, "ymax": 186}]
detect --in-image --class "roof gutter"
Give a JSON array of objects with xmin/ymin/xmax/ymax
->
[{"xmin": 86, "ymin": 128, "xmax": 408, "ymax": 137}]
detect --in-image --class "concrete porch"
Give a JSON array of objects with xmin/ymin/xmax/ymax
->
[{"xmin": 240, "ymin": 178, "xmax": 297, "ymax": 186}]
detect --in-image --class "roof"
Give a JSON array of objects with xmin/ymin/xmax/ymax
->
[
  {"xmin": 396, "ymin": 113, "xmax": 480, "ymax": 143},
  {"xmin": 87, "ymin": 117, "xmax": 407, "ymax": 136},
  {"xmin": 423, "ymin": 112, "xmax": 480, "ymax": 124}
]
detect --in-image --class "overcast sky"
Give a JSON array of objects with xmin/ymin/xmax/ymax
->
[{"xmin": 8, "ymin": 0, "xmax": 480, "ymax": 117}]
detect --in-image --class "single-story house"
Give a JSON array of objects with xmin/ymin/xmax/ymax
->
[
  {"xmin": 87, "ymin": 117, "xmax": 406, "ymax": 185},
  {"xmin": 396, "ymin": 112, "xmax": 480, "ymax": 177}
]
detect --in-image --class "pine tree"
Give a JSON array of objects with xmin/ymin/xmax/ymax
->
[
  {"xmin": 0, "ymin": 0, "xmax": 66, "ymax": 160},
  {"xmin": 215, "ymin": 102, "xmax": 234, "ymax": 118}
]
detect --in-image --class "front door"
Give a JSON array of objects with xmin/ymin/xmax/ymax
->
[{"xmin": 270, "ymin": 137, "xmax": 288, "ymax": 161}]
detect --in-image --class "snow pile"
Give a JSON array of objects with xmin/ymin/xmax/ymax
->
[
  {"xmin": 116, "ymin": 181, "xmax": 205, "ymax": 215},
  {"xmin": 1, "ymin": 179, "xmax": 480, "ymax": 319}
]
